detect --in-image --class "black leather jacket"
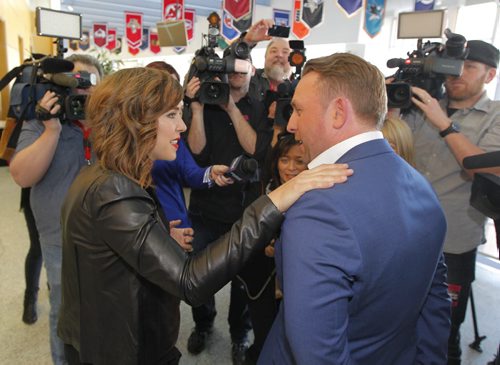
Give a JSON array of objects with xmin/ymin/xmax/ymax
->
[{"xmin": 57, "ymin": 164, "xmax": 283, "ymax": 365}]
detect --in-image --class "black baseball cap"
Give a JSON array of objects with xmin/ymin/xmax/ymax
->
[{"xmin": 466, "ymin": 40, "xmax": 499, "ymax": 68}]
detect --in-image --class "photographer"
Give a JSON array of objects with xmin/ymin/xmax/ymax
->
[
  {"xmin": 402, "ymin": 40, "xmax": 500, "ymax": 365},
  {"xmin": 186, "ymin": 50, "xmax": 272, "ymax": 364},
  {"xmin": 9, "ymin": 54, "xmax": 102, "ymax": 365}
]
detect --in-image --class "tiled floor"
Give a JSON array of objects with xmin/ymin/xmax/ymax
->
[{"xmin": 0, "ymin": 166, "xmax": 499, "ymax": 364}]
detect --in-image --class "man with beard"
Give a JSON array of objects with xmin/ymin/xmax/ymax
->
[
  {"xmin": 186, "ymin": 52, "xmax": 272, "ymax": 365},
  {"xmin": 402, "ymin": 40, "xmax": 500, "ymax": 365}
]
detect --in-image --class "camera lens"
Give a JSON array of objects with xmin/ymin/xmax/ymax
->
[
  {"xmin": 233, "ymin": 41, "xmax": 249, "ymax": 59},
  {"xmin": 206, "ymin": 83, "xmax": 221, "ymax": 99},
  {"xmin": 389, "ymin": 85, "xmax": 410, "ymax": 103}
]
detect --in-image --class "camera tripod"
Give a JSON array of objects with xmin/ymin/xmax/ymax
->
[{"xmin": 469, "ymin": 288, "xmax": 487, "ymax": 352}]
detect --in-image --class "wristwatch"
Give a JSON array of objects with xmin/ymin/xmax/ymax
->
[{"xmin": 439, "ymin": 122, "xmax": 460, "ymax": 138}]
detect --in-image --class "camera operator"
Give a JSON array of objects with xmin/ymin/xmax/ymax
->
[
  {"xmin": 9, "ymin": 54, "xmax": 102, "ymax": 365},
  {"xmin": 402, "ymin": 40, "xmax": 500, "ymax": 365},
  {"xmin": 186, "ymin": 51, "xmax": 272, "ymax": 364}
]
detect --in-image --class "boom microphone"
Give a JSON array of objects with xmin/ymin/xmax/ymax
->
[
  {"xmin": 40, "ymin": 58, "xmax": 74, "ymax": 74},
  {"xmin": 387, "ymin": 58, "xmax": 405, "ymax": 68},
  {"xmin": 463, "ymin": 151, "xmax": 500, "ymax": 169}
]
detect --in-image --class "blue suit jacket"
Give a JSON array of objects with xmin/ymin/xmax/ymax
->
[{"xmin": 258, "ymin": 139, "xmax": 450, "ymax": 365}]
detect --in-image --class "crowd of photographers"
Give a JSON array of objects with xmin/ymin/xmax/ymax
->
[{"xmin": 4, "ymin": 14, "xmax": 500, "ymax": 365}]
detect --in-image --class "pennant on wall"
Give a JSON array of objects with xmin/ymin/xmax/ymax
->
[
  {"xmin": 140, "ymin": 27, "xmax": 150, "ymax": 50},
  {"xmin": 115, "ymin": 37, "xmax": 123, "ymax": 54},
  {"xmin": 415, "ymin": 0, "xmax": 435, "ymax": 11},
  {"xmin": 337, "ymin": 0, "xmax": 362, "ymax": 16},
  {"xmin": 364, "ymin": 0, "xmax": 386, "ymax": 38},
  {"xmin": 223, "ymin": 0, "xmax": 251, "ymax": 21},
  {"xmin": 292, "ymin": 0, "xmax": 310, "ymax": 40},
  {"xmin": 69, "ymin": 40, "xmax": 79, "ymax": 51},
  {"xmin": 79, "ymin": 30, "xmax": 90, "ymax": 51},
  {"xmin": 163, "ymin": 0, "xmax": 184, "ymax": 21},
  {"xmin": 125, "ymin": 11, "xmax": 143, "ymax": 53},
  {"xmin": 273, "ymin": 9, "xmax": 291, "ymax": 27},
  {"xmin": 302, "ymin": 0, "xmax": 324, "ymax": 29},
  {"xmin": 106, "ymin": 28, "xmax": 117, "ymax": 51},
  {"xmin": 92, "ymin": 23, "xmax": 108, "ymax": 48},
  {"xmin": 222, "ymin": 10, "xmax": 241, "ymax": 41},
  {"xmin": 233, "ymin": 0, "xmax": 253, "ymax": 33},
  {"xmin": 185, "ymin": 8, "xmax": 195, "ymax": 42},
  {"xmin": 150, "ymin": 32, "xmax": 161, "ymax": 54}
]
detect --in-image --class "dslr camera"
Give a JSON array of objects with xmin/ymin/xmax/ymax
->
[
  {"xmin": 186, "ymin": 12, "xmax": 252, "ymax": 105},
  {"xmin": 386, "ymin": 28, "xmax": 468, "ymax": 109},
  {"xmin": 9, "ymin": 56, "xmax": 96, "ymax": 122}
]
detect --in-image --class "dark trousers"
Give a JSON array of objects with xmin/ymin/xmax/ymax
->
[
  {"xmin": 21, "ymin": 187, "xmax": 42, "ymax": 295},
  {"xmin": 189, "ymin": 213, "xmax": 251, "ymax": 343},
  {"xmin": 444, "ymin": 248, "xmax": 477, "ymax": 360}
]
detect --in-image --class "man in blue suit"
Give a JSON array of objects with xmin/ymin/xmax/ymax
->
[{"xmin": 258, "ymin": 53, "xmax": 450, "ymax": 364}]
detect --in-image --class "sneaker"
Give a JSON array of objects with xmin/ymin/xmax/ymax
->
[
  {"xmin": 232, "ymin": 341, "xmax": 249, "ymax": 365},
  {"xmin": 187, "ymin": 328, "xmax": 211, "ymax": 355}
]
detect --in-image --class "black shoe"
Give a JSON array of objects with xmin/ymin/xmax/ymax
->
[
  {"xmin": 232, "ymin": 341, "xmax": 249, "ymax": 365},
  {"xmin": 187, "ymin": 328, "xmax": 211, "ymax": 355},
  {"xmin": 22, "ymin": 291, "xmax": 38, "ymax": 325}
]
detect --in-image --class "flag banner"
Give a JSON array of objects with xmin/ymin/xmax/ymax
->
[
  {"xmin": 185, "ymin": 8, "xmax": 195, "ymax": 42},
  {"xmin": 93, "ymin": 23, "xmax": 108, "ymax": 48},
  {"xmin": 292, "ymin": 0, "xmax": 310, "ymax": 40},
  {"xmin": 150, "ymin": 32, "xmax": 161, "ymax": 54},
  {"xmin": 115, "ymin": 37, "xmax": 122, "ymax": 54},
  {"xmin": 415, "ymin": 0, "xmax": 435, "ymax": 11},
  {"xmin": 233, "ymin": 0, "xmax": 253, "ymax": 33},
  {"xmin": 337, "ymin": 0, "xmax": 362, "ymax": 16},
  {"xmin": 222, "ymin": 10, "xmax": 241, "ymax": 41},
  {"xmin": 140, "ymin": 27, "xmax": 150, "ymax": 50},
  {"xmin": 106, "ymin": 28, "xmax": 117, "ymax": 51},
  {"xmin": 69, "ymin": 39, "xmax": 79, "ymax": 51},
  {"xmin": 273, "ymin": 8, "xmax": 291, "ymax": 27},
  {"xmin": 163, "ymin": 0, "xmax": 184, "ymax": 21},
  {"xmin": 173, "ymin": 46, "xmax": 185, "ymax": 54},
  {"xmin": 364, "ymin": 0, "xmax": 386, "ymax": 38},
  {"xmin": 301, "ymin": 0, "xmax": 324, "ymax": 29},
  {"xmin": 79, "ymin": 30, "xmax": 90, "ymax": 51},
  {"xmin": 223, "ymin": 0, "xmax": 251, "ymax": 21},
  {"xmin": 128, "ymin": 45, "xmax": 140, "ymax": 55},
  {"xmin": 125, "ymin": 12, "xmax": 143, "ymax": 48}
]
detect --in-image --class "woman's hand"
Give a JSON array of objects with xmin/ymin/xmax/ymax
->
[
  {"xmin": 267, "ymin": 163, "xmax": 353, "ymax": 212},
  {"xmin": 169, "ymin": 220, "xmax": 194, "ymax": 253}
]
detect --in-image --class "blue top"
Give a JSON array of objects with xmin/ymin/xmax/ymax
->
[{"xmin": 152, "ymin": 139, "xmax": 208, "ymax": 228}]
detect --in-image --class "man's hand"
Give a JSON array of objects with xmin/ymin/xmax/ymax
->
[
  {"xmin": 210, "ymin": 165, "xmax": 233, "ymax": 187},
  {"xmin": 37, "ymin": 91, "xmax": 62, "ymax": 132},
  {"xmin": 169, "ymin": 220, "xmax": 194, "ymax": 253},
  {"xmin": 185, "ymin": 76, "xmax": 201, "ymax": 99},
  {"xmin": 243, "ymin": 19, "xmax": 274, "ymax": 46},
  {"xmin": 411, "ymin": 86, "xmax": 451, "ymax": 131}
]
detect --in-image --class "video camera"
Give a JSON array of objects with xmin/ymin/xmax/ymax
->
[
  {"xmin": 186, "ymin": 12, "xmax": 252, "ymax": 105},
  {"xmin": 273, "ymin": 40, "xmax": 307, "ymax": 127},
  {"xmin": 8, "ymin": 56, "xmax": 96, "ymax": 122},
  {"xmin": 224, "ymin": 154, "xmax": 259, "ymax": 183},
  {"xmin": 386, "ymin": 10, "xmax": 468, "ymax": 109}
]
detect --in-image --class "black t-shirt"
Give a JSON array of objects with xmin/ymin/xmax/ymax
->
[{"xmin": 188, "ymin": 94, "xmax": 272, "ymax": 223}]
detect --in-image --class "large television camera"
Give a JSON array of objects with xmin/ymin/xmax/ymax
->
[
  {"xmin": 9, "ymin": 56, "xmax": 96, "ymax": 122},
  {"xmin": 386, "ymin": 10, "xmax": 468, "ymax": 109},
  {"xmin": 186, "ymin": 12, "xmax": 252, "ymax": 105},
  {"xmin": 272, "ymin": 40, "xmax": 307, "ymax": 127}
]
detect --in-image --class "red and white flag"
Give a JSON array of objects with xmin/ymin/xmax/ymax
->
[
  {"xmin": 184, "ymin": 8, "xmax": 195, "ymax": 42},
  {"xmin": 106, "ymin": 28, "xmax": 117, "ymax": 51},
  {"xmin": 162, "ymin": 0, "xmax": 184, "ymax": 21},
  {"xmin": 292, "ymin": 0, "xmax": 310, "ymax": 40},
  {"xmin": 92, "ymin": 23, "xmax": 108, "ymax": 48},
  {"xmin": 150, "ymin": 32, "xmax": 161, "ymax": 54},
  {"xmin": 223, "ymin": 0, "xmax": 251, "ymax": 21},
  {"xmin": 125, "ymin": 11, "xmax": 143, "ymax": 54}
]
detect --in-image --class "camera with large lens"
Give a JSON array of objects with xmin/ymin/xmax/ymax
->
[
  {"xmin": 8, "ymin": 56, "xmax": 96, "ymax": 122},
  {"xmin": 386, "ymin": 28, "xmax": 467, "ymax": 109},
  {"xmin": 186, "ymin": 12, "xmax": 251, "ymax": 105}
]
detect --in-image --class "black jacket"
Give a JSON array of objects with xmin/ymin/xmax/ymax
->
[{"xmin": 57, "ymin": 164, "xmax": 283, "ymax": 365}]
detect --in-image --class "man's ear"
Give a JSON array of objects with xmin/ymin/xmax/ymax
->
[
  {"xmin": 485, "ymin": 67, "xmax": 497, "ymax": 84},
  {"xmin": 251, "ymin": 65, "xmax": 256, "ymax": 77},
  {"xmin": 331, "ymin": 97, "xmax": 348, "ymax": 129}
]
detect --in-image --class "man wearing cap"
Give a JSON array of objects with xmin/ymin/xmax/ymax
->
[{"xmin": 403, "ymin": 40, "xmax": 500, "ymax": 365}]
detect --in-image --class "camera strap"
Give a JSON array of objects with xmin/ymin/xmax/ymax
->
[{"xmin": 73, "ymin": 120, "xmax": 92, "ymax": 165}]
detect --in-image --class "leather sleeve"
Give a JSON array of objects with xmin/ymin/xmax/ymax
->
[{"xmin": 94, "ymin": 190, "xmax": 283, "ymax": 306}]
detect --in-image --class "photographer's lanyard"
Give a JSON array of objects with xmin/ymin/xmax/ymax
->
[{"xmin": 73, "ymin": 120, "xmax": 92, "ymax": 165}]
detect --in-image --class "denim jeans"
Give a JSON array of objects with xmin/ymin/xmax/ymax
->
[{"xmin": 40, "ymin": 242, "xmax": 67, "ymax": 365}]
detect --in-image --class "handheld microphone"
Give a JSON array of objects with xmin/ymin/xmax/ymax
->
[
  {"xmin": 40, "ymin": 58, "xmax": 74, "ymax": 74},
  {"xmin": 463, "ymin": 151, "xmax": 500, "ymax": 169},
  {"xmin": 224, "ymin": 155, "xmax": 258, "ymax": 183}
]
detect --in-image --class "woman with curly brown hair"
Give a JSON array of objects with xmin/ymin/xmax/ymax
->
[{"xmin": 56, "ymin": 67, "xmax": 352, "ymax": 365}]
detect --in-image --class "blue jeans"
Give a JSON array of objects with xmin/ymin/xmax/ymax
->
[{"xmin": 40, "ymin": 242, "xmax": 67, "ymax": 365}]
